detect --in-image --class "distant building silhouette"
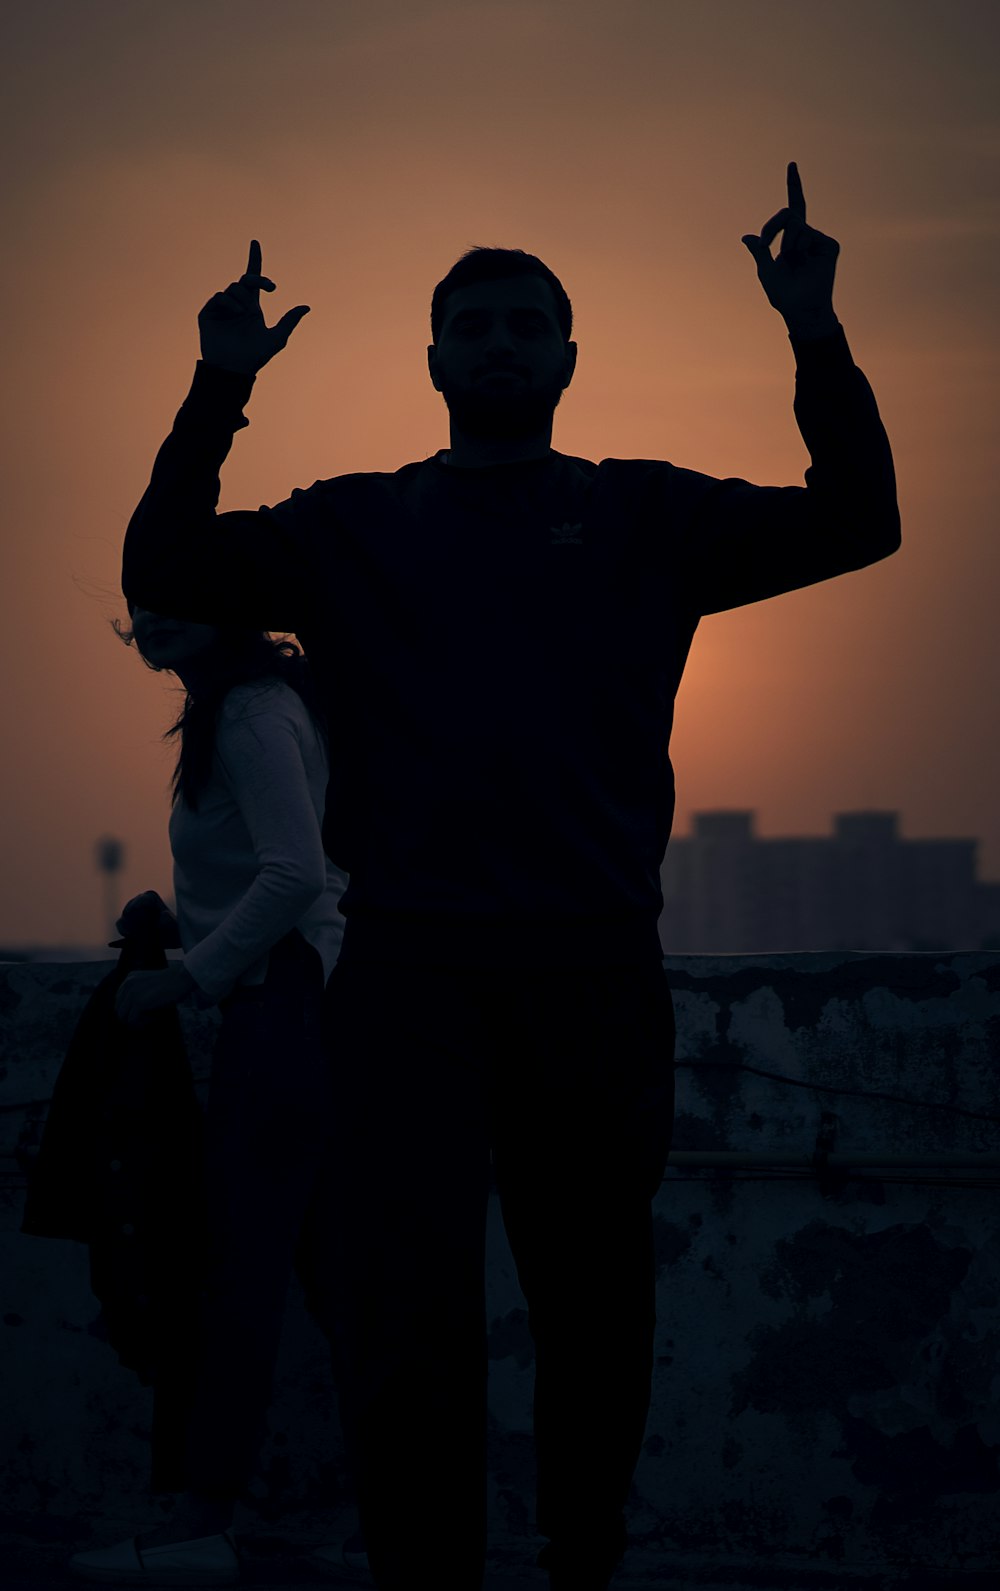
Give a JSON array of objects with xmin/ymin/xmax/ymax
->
[{"xmin": 660, "ymin": 810, "xmax": 1000, "ymax": 952}]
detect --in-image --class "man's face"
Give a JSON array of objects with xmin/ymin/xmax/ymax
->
[{"xmin": 427, "ymin": 275, "xmax": 577, "ymax": 440}]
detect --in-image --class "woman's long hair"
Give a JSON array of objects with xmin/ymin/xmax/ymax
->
[{"xmin": 113, "ymin": 620, "xmax": 328, "ymax": 810}]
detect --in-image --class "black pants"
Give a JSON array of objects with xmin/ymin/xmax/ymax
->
[
  {"xmin": 306, "ymin": 954, "xmax": 676, "ymax": 1591},
  {"xmin": 181, "ymin": 930, "xmax": 334, "ymax": 1499}
]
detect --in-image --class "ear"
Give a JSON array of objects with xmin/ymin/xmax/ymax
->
[
  {"xmin": 427, "ymin": 344, "xmax": 442, "ymax": 393},
  {"xmin": 561, "ymin": 341, "xmax": 578, "ymax": 390}
]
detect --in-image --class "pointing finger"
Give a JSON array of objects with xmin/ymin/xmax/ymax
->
[
  {"xmin": 241, "ymin": 239, "xmax": 264, "ymax": 305},
  {"xmin": 787, "ymin": 162, "xmax": 806, "ymax": 222}
]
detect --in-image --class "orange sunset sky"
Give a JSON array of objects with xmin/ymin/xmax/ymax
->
[{"xmin": 3, "ymin": 0, "xmax": 998, "ymax": 948}]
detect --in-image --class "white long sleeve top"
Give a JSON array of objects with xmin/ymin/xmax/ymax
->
[{"xmin": 168, "ymin": 679, "xmax": 347, "ymax": 1003}]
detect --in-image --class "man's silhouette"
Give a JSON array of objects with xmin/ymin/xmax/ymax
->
[{"xmin": 122, "ymin": 165, "xmax": 900, "ymax": 1591}]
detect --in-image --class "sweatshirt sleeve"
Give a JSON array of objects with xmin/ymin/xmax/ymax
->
[
  {"xmin": 122, "ymin": 362, "xmax": 314, "ymax": 631},
  {"xmin": 676, "ymin": 325, "xmax": 901, "ymax": 615},
  {"xmin": 181, "ymin": 688, "xmax": 329, "ymax": 1002}
]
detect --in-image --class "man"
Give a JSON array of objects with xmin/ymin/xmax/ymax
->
[{"xmin": 122, "ymin": 164, "xmax": 900, "ymax": 1591}]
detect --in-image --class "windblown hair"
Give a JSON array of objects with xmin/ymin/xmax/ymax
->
[
  {"xmin": 430, "ymin": 246, "xmax": 573, "ymax": 345},
  {"xmin": 113, "ymin": 620, "xmax": 327, "ymax": 811}
]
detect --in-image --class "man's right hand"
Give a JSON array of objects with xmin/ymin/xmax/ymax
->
[{"xmin": 197, "ymin": 240, "xmax": 310, "ymax": 375}]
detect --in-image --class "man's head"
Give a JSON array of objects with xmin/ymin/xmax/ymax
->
[{"xmin": 428, "ymin": 247, "xmax": 577, "ymax": 442}]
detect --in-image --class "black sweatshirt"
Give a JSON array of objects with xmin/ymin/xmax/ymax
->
[{"xmin": 122, "ymin": 325, "xmax": 900, "ymax": 965}]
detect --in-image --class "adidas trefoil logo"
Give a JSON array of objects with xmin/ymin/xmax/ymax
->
[{"xmin": 550, "ymin": 521, "xmax": 583, "ymax": 545}]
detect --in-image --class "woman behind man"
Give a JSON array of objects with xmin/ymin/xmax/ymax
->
[{"xmin": 69, "ymin": 605, "xmax": 356, "ymax": 1585}]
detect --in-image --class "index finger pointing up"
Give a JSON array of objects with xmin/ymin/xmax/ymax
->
[
  {"xmin": 246, "ymin": 239, "xmax": 262, "ymax": 278},
  {"xmin": 787, "ymin": 162, "xmax": 806, "ymax": 221}
]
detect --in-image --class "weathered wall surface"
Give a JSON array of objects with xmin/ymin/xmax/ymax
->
[{"xmin": 2, "ymin": 952, "xmax": 999, "ymax": 1582}]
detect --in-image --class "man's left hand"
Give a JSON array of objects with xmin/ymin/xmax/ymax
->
[
  {"xmin": 115, "ymin": 965, "xmax": 196, "ymax": 1026},
  {"xmin": 742, "ymin": 163, "xmax": 840, "ymax": 337}
]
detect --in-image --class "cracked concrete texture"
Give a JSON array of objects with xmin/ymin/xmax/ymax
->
[{"xmin": 3, "ymin": 951, "xmax": 1000, "ymax": 1578}]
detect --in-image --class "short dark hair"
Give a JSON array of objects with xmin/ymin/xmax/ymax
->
[{"xmin": 430, "ymin": 247, "xmax": 573, "ymax": 344}]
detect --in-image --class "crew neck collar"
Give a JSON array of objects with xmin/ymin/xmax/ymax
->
[{"xmin": 432, "ymin": 447, "xmax": 557, "ymax": 473}]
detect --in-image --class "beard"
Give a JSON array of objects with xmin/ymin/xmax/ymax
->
[{"xmin": 438, "ymin": 372, "xmax": 566, "ymax": 440}]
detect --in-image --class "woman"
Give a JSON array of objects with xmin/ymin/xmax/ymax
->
[{"xmin": 69, "ymin": 605, "xmax": 361, "ymax": 1585}]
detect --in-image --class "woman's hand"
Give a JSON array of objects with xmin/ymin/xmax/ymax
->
[{"xmin": 115, "ymin": 964, "xmax": 197, "ymax": 1026}]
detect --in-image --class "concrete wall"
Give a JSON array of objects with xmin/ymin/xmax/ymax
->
[{"xmin": 2, "ymin": 952, "xmax": 999, "ymax": 1582}]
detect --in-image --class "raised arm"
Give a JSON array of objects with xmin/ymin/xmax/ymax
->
[
  {"xmin": 122, "ymin": 241, "xmax": 313, "ymax": 630},
  {"xmin": 676, "ymin": 164, "xmax": 900, "ymax": 615}
]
